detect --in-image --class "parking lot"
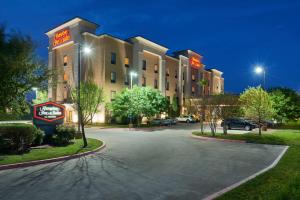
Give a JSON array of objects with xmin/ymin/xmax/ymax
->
[{"xmin": 0, "ymin": 124, "xmax": 285, "ymax": 200}]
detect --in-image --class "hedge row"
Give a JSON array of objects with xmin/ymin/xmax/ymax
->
[{"xmin": 0, "ymin": 124, "xmax": 77, "ymax": 154}]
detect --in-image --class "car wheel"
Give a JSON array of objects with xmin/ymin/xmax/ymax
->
[
  {"xmin": 245, "ymin": 125, "xmax": 251, "ymax": 131},
  {"xmin": 186, "ymin": 119, "xmax": 190, "ymax": 123}
]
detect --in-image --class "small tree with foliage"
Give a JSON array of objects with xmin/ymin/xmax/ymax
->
[
  {"xmin": 71, "ymin": 81, "xmax": 104, "ymax": 147},
  {"xmin": 32, "ymin": 90, "xmax": 48, "ymax": 105},
  {"xmin": 110, "ymin": 86, "xmax": 168, "ymax": 126},
  {"xmin": 168, "ymin": 95, "xmax": 179, "ymax": 117},
  {"xmin": 268, "ymin": 87, "xmax": 300, "ymax": 122},
  {"xmin": 240, "ymin": 86, "xmax": 274, "ymax": 135}
]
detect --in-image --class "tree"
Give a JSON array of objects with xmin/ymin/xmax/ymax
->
[
  {"xmin": 32, "ymin": 90, "xmax": 48, "ymax": 105},
  {"xmin": 110, "ymin": 86, "xmax": 168, "ymax": 126},
  {"xmin": 268, "ymin": 87, "xmax": 300, "ymax": 122},
  {"xmin": 168, "ymin": 95, "xmax": 179, "ymax": 117},
  {"xmin": 0, "ymin": 26, "xmax": 48, "ymax": 115},
  {"xmin": 240, "ymin": 86, "xmax": 274, "ymax": 135},
  {"xmin": 198, "ymin": 79, "xmax": 209, "ymax": 134},
  {"xmin": 71, "ymin": 81, "xmax": 104, "ymax": 147}
]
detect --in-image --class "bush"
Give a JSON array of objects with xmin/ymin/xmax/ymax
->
[
  {"xmin": 32, "ymin": 126, "xmax": 45, "ymax": 146},
  {"xmin": 0, "ymin": 123, "xmax": 35, "ymax": 153},
  {"xmin": 52, "ymin": 125, "xmax": 75, "ymax": 146}
]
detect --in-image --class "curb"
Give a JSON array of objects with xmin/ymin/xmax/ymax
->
[
  {"xmin": 92, "ymin": 126, "xmax": 168, "ymax": 131},
  {"xmin": 191, "ymin": 134, "xmax": 247, "ymax": 143},
  {"xmin": 0, "ymin": 140, "xmax": 106, "ymax": 171},
  {"xmin": 203, "ymin": 145, "xmax": 289, "ymax": 200}
]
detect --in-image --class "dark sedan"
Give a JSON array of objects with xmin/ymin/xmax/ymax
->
[{"xmin": 221, "ymin": 118, "xmax": 257, "ymax": 131}]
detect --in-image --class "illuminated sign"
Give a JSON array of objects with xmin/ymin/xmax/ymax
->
[
  {"xmin": 53, "ymin": 28, "xmax": 71, "ymax": 47},
  {"xmin": 34, "ymin": 102, "xmax": 65, "ymax": 123},
  {"xmin": 190, "ymin": 56, "xmax": 202, "ymax": 68}
]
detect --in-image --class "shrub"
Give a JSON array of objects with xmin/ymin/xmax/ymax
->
[
  {"xmin": 52, "ymin": 125, "xmax": 75, "ymax": 146},
  {"xmin": 32, "ymin": 126, "xmax": 45, "ymax": 146},
  {"xmin": 0, "ymin": 123, "xmax": 35, "ymax": 153}
]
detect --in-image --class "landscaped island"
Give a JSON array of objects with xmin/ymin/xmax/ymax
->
[{"xmin": 193, "ymin": 129, "xmax": 300, "ymax": 199}]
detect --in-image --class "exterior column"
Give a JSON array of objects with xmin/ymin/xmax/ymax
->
[
  {"xmin": 158, "ymin": 56, "xmax": 166, "ymax": 95},
  {"xmin": 48, "ymin": 50, "xmax": 54, "ymax": 101}
]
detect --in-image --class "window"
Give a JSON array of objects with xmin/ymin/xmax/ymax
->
[
  {"xmin": 175, "ymin": 83, "xmax": 178, "ymax": 92},
  {"xmin": 142, "ymin": 76, "xmax": 146, "ymax": 86},
  {"xmin": 111, "ymin": 91, "xmax": 116, "ymax": 101},
  {"xmin": 142, "ymin": 60, "xmax": 147, "ymax": 70},
  {"xmin": 63, "ymin": 72, "xmax": 68, "ymax": 81},
  {"xmin": 111, "ymin": 72, "xmax": 116, "ymax": 83},
  {"xmin": 192, "ymin": 74, "xmax": 196, "ymax": 81},
  {"xmin": 175, "ymin": 70, "xmax": 178, "ymax": 79},
  {"xmin": 124, "ymin": 57, "xmax": 129, "ymax": 67},
  {"xmin": 154, "ymin": 79, "xmax": 158, "ymax": 89},
  {"xmin": 154, "ymin": 64, "xmax": 158, "ymax": 73},
  {"xmin": 166, "ymin": 68, "xmax": 170, "ymax": 76},
  {"xmin": 182, "ymin": 72, "xmax": 185, "ymax": 80},
  {"xmin": 63, "ymin": 55, "xmax": 68, "ymax": 66},
  {"xmin": 166, "ymin": 80, "xmax": 169, "ymax": 91},
  {"xmin": 67, "ymin": 111, "xmax": 73, "ymax": 123},
  {"xmin": 183, "ymin": 86, "xmax": 185, "ymax": 93},
  {"xmin": 111, "ymin": 52, "xmax": 116, "ymax": 64},
  {"xmin": 124, "ymin": 74, "xmax": 129, "ymax": 85},
  {"xmin": 192, "ymin": 86, "xmax": 195, "ymax": 94}
]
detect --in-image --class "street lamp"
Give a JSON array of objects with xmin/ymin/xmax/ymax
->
[
  {"xmin": 130, "ymin": 71, "xmax": 138, "ymax": 89},
  {"xmin": 77, "ymin": 44, "xmax": 92, "ymax": 132},
  {"xmin": 254, "ymin": 65, "xmax": 266, "ymax": 89},
  {"xmin": 129, "ymin": 71, "xmax": 138, "ymax": 128}
]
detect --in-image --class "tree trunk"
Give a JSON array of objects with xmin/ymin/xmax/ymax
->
[
  {"xmin": 223, "ymin": 125, "xmax": 227, "ymax": 135},
  {"xmin": 258, "ymin": 126, "xmax": 262, "ymax": 135},
  {"xmin": 81, "ymin": 123, "xmax": 88, "ymax": 147},
  {"xmin": 200, "ymin": 119, "xmax": 204, "ymax": 134}
]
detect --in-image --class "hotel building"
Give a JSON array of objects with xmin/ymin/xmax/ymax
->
[{"xmin": 46, "ymin": 17, "xmax": 224, "ymax": 123}]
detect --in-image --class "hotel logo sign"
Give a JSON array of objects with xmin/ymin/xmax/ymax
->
[
  {"xmin": 190, "ymin": 56, "xmax": 202, "ymax": 69},
  {"xmin": 34, "ymin": 102, "xmax": 65, "ymax": 123},
  {"xmin": 53, "ymin": 28, "xmax": 71, "ymax": 47}
]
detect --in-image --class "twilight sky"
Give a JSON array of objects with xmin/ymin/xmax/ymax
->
[{"xmin": 1, "ymin": 0, "xmax": 299, "ymax": 93}]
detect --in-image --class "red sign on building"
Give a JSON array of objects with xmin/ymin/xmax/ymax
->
[
  {"xmin": 34, "ymin": 102, "xmax": 65, "ymax": 123},
  {"xmin": 190, "ymin": 56, "xmax": 202, "ymax": 69},
  {"xmin": 53, "ymin": 28, "xmax": 71, "ymax": 47}
]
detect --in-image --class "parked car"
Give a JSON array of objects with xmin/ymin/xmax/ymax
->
[
  {"xmin": 176, "ymin": 115, "xmax": 196, "ymax": 123},
  {"xmin": 150, "ymin": 118, "xmax": 163, "ymax": 126},
  {"xmin": 164, "ymin": 117, "xmax": 177, "ymax": 125},
  {"xmin": 221, "ymin": 118, "xmax": 256, "ymax": 131}
]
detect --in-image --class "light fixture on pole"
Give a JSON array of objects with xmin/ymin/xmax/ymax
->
[
  {"xmin": 77, "ymin": 44, "xmax": 92, "ymax": 132},
  {"xmin": 130, "ymin": 71, "xmax": 138, "ymax": 89},
  {"xmin": 129, "ymin": 71, "xmax": 138, "ymax": 128},
  {"xmin": 254, "ymin": 65, "xmax": 266, "ymax": 89}
]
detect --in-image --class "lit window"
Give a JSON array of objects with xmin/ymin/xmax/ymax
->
[
  {"xmin": 192, "ymin": 86, "xmax": 195, "ymax": 93},
  {"xmin": 111, "ymin": 72, "xmax": 116, "ymax": 83},
  {"xmin": 63, "ymin": 72, "xmax": 68, "ymax": 81},
  {"xmin": 192, "ymin": 74, "xmax": 196, "ymax": 81},
  {"xmin": 63, "ymin": 55, "xmax": 68, "ymax": 67},
  {"xmin": 143, "ymin": 60, "xmax": 146, "ymax": 70},
  {"xmin": 111, "ymin": 91, "xmax": 116, "ymax": 101},
  {"xmin": 154, "ymin": 64, "xmax": 158, "ymax": 73},
  {"xmin": 124, "ymin": 57, "xmax": 129, "ymax": 67},
  {"xmin": 111, "ymin": 52, "xmax": 116, "ymax": 64}
]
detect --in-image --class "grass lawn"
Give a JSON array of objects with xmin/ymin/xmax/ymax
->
[
  {"xmin": 193, "ymin": 130, "xmax": 300, "ymax": 199},
  {"xmin": 0, "ymin": 138, "xmax": 102, "ymax": 165}
]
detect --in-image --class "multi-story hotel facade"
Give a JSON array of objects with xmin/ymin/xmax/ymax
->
[{"xmin": 46, "ymin": 17, "xmax": 224, "ymax": 123}]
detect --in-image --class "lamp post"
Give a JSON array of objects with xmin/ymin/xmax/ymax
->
[
  {"xmin": 130, "ymin": 71, "xmax": 138, "ymax": 89},
  {"xmin": 77, "ymin": 44, "xmax": 92, "ymax": 132},
  {"xmin": 129, "ymin": 71, "xmax": 137, "ymax": 127},
  {"xmin": 254, "ymin": 65, "xmax": 266, "ymax": 89}
]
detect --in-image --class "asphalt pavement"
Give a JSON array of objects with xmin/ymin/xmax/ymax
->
[{"xmin": 0, "ymin": 124, "xmax": 286, "ymax": 200}]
